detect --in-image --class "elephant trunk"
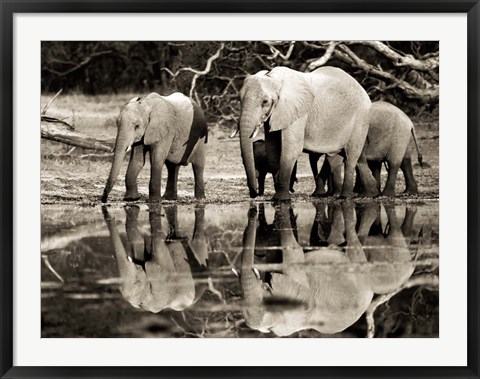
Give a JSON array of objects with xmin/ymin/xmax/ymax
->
[
  {"xmin": 239, "ymin": 115, "xmax": 259, "ymax": 198},
  {"xmin": 101, "ymin": 131, "xmax": 131, "ymax": 203}
]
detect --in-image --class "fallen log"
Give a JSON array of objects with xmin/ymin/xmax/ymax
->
[{"xmin": 41, "ymin": 121, "xmax": 115, "ymax": 152}]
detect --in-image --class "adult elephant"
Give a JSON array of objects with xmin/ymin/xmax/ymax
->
[
  {"xmin": 238, "ymin": 66, "xmax": 378, "ymax": 200},
  {"xmin": 101, "ymin": 92, "xmax": 208, "ymax": 203}
]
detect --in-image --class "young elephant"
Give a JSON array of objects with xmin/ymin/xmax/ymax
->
[
  {"xmin": 364, "ymin": 101, "xmax": 422, "ymax": 196},
  {"xmin": 312, "ymin": 101, "xmax": 423, "ymax": 197},
  {"xmin": 101, "ymin": 92, "xmax": 208, "ymax": 203},
  {"xmin": 253, "ymin": 140, "xmax": 297, "ymax": 196}
]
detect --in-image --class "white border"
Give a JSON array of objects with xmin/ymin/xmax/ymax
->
[{"xmin": 14, "ymin": 14, "xmax": 467, "ymax": 366}]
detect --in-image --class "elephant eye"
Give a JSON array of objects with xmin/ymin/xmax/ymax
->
[
  {"xmin": 134, "ymin": 124, "xmax": 140, "ymax": 129},
  {"xmin": 262, "ymin": 99, "xmax": 269, "ymax": 106}
]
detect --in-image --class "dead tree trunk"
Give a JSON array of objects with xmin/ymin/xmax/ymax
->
[{"xmin": 41, "ymin": 118, "xmax": 115, "ymax": 152}]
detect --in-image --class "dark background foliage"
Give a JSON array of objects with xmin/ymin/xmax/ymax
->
[{"xmin": 41, "ymin": 41, "xmax": 439, "ymax": 124}]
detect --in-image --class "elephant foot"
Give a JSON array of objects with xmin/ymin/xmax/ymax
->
[
  {"xmin": 403, "ymin": 187, "xmax": 418, "ymax": 195},
  {"xmin": 380, "ymin": 189, "xmax": 396, "ymax": 197},
  {"xmin": 162, "ymin": 192, "xmax": 177, "ymax": 201},
  {"xmin": 195, "ymin": 193, "xmax": 206, "ymax": 200},
  {"xmin": 339, "ymin": 191, "xmax": 355, "ymax": 199},
  {"xmin": 359, "ymin": 189, "xmax": 380, "ymax": 198},
  {"xmin": 124, "ymin": 194, "xmax": 141, "ymax": 202},
  {"xmin": 311, "ymin": 191, "xmax": 328, "ymax": 198},
  {"xmin": 272, "ymin": 191, "xmax": 291, "ymax": 202}
]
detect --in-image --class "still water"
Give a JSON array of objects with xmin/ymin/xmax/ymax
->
[{"xmin": 41, "ymin": 201, "xmax": 439, "ymax": 338}]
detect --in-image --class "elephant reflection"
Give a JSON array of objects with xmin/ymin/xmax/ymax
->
[
  {"xmin": 241, "ymin": 202, "xmax": 373, "ymax": 336},
  {"xmin": 102, "ymin": 204, "xmax": 208, "ymax": 312},
  {"xmin": 241, "ymin": 201, "xmax": 419, "ymax": 336},
  {"xmin": 310, "ymin": 202, "xmax": 418, "ymax": 294}
]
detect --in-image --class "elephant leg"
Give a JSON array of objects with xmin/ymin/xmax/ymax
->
[
  {"xmin": 192, "ymin": 163, "xmax": 206, "ymax": 199},
  {"xmin": 353, "ymin": 166, "xmax": 363, "ymax": 194},
  {"xmin": 343, "ymin": 128, "xmax": 380, "ymax": 198},
  {"xmin": 124, "ymin": 144, "xmax": 147, "ymax": 201},
  {"xmin": 289, "ymin": 161, "xmax": 298, "ymax": 193},
  {"xmin": 368, "ymin": 160, "xmax": 382, "ymax": 194},
  {"xmin": 310, "ymin": 153, "xmax": 327, "ymax": 197},
  {"xmin": 272, "ymin": 130, "xmax": 303, "ymax": 201},
  {"xmin": 191, "ymin": 141, "xmax": 206, "ymax": 199},
  {"xmin": 258, "ymin": 170, "xmax": 267, "ymax": 196},
  {"xmin": 149, "ymin": 143, "xmax": 170, "ymax": 203},
  {"xmin": 382, "ymin": 160, "xmax": 401, "ymax": 197},
  {"xmin": 273, "ymin": 154, "xmax": 300, "ymax": 201},
  {"xmin": 401, "ymin": 154, "xmax": 419, "ymax": 194},
  {"xmin": 163, "ymin": 160, "xmax": 180, "ymax": 200},
  {"xmin": 330, "ymin": 156, "xmax": 343, "ymax": 196}
]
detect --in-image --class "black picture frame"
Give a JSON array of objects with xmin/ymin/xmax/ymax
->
[{"xmin": 1, "ymin": 1, "xmax": 478, "ymax": 378}]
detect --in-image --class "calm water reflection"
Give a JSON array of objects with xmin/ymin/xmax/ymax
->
[{"xmin": 41, "ymin": 201, "xmax": 439, "ymax": 338}]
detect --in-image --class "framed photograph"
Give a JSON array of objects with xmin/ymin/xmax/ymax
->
[{"xmin": 1, "ymin": 0, "xmax": 479, "ymax": 378}]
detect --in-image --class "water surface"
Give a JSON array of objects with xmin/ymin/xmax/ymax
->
[{"xmin": 41, "ymin": 201, "xmax": 439, "ymax": 338}]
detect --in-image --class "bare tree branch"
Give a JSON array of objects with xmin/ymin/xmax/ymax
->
[
  {"xmin": 41, "ymin": 88, "xmax": 63, "ymax": 115},
  {"xmin": 44, "ymin": 50, "xmax": 112, "ymax": 78},
  {"xmin": 307, "ymin": 41, "xmax": 340, "ymax": 71},
  {"xmin": 336, "ymin": 45, "xmax": 439, "ymax": 103},
  {"xmin": 345, "ymin": 41, "xmax": 439, "ymax": 71}
]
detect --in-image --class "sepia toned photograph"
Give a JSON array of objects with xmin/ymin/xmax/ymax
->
[{"xmin": 40, "ymin": 40, "xmax": 439, "ymax": 338}]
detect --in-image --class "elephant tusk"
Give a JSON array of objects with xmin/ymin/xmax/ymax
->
[
  {"xmin": 125, "ymin": 145, "xmax": 132, "ymax": 153},
  {"xmin": 230, "ymin": 128, "xmax": 239, "ymax": 138},
  {"xmin": 252, "ymin": 267, "xmax": 261, "ymax": 280},
  {"xmin": 250, "ymin": 125, "xmax": 261, "ymax": 139},
  {"xmin": 231, "ymin": 268, "xmax": 240, "ymax": 277}
]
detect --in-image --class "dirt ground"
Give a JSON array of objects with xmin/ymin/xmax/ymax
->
[{"xmin": 41, "ymin": 94, "xmax": 439, "ymax": 206}]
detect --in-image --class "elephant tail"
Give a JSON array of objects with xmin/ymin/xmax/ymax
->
[{"xmin": 411, "ymin": 126, "xmax": 423, "ymax": 168}]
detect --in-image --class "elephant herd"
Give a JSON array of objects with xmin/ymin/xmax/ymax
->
[
  {"xmin": 101, "ymin": 66, "xmax": 423, "ymax": 203},
  {"xmin": 102, "ymin": 202, "xmax": 423, "ymax": 336}
]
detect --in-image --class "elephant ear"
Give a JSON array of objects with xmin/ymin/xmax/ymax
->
[
  {"xmin": 144, "ymin": 101, "xmax": 174, "ymax": 146},
  {"xmin": 268, "ymin": 68, "xmax": 314, "ymax": 132}
]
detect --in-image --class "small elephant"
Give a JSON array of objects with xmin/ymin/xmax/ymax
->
[
  {"xmin": 238, "ymin": 66, "xmax": 379, "ymax": 201},
  {"xmin": 102, "ymin": 92, "xmax": 208, "ymax": 203},
  {"xmin": 253, "ymin": 140, "xmax": 297, "ymax": 196},
  {"xmin": 311, "ymin": 101, "xmax": 423, "ymax": 197},
  {"xmin": 361, "ymin": 101, "xmax": 422, "ymax": 196},
  {"xmin": 102, "ymin": 204, "xmax": 208, "ymax": 313}
]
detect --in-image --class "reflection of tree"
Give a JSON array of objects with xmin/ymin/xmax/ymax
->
[{"xmin": 365, "ymin": 274, "xmax": 438, "ymax": 338}]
